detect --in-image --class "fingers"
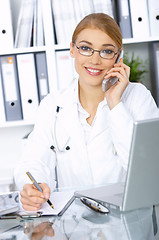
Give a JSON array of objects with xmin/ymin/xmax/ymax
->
[
  {"xmin": 25, "ymin": 222, "xmax": 55, "ymax": 240},
  {"xmin": 40, "ymin": 183, "xmax": 51, "ymax": 199},
  {"xmin": 20, "ymin": 183, "xmax": 51, "ymax": 211},
  {"xmin": 33, "ymin": 222, "xmax": 54, "ymax": 236},
  {"xmin": 104, "ymin": 59, "xmax": 130, "ymax": 110},
  {"xmin": 31, "ymin": 222, "xmax": 54, "ymax": 240},
  {"xmin": 106, "ymin": 59, "xmax": 130, "ymax": 82},
  {"xmin": 116, "ymin": 58, "xmax": 130, "ymax": 76},
  {"xmin": 20, "ymin": 185, "xmax": 44, "ymax": 211}
]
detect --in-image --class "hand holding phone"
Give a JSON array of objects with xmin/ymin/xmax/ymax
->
[{"xmin": 102, "ymin": 50, "xmax": 123, "ymax": 92}]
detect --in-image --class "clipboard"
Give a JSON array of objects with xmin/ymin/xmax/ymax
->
[{"xmin": 16, "ymin": 191, "xmax": 75, "ymax": 218}]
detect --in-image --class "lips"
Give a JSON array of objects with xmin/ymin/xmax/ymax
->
[{"xmin": 85, "ymin": 67, "xmax": 103, "ymax": 76}]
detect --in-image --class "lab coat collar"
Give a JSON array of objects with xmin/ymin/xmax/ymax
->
[
  {"xmin": 55, "ymin": 78, "xmax": 109, "ymax": 109},
  {"xmin": 88, "ymin": 101, "xmax": 110, "ymax": 143},
  {"xmin": 53, "ymin": 78, "xmax": 83, "ymax": 150},
  {"xmin": 53, "ymin": 89, "xmax": 94, "ymax": 184},
  {"xmin": 55, "ymin": 78, "xmax": 79, "ymax": 109},
  {"xmin": 55, "ymin": 78, "xmax": 110, "ymax": 145}
]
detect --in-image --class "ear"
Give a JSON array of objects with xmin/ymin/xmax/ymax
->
[{"xmin": 70, "ymin": 42, "xmax": 75, "ymax": 58}]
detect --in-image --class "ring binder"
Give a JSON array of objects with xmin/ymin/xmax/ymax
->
[{"xmin": 0, "ymin": 55, "xmax": 23, "ymax": 121}]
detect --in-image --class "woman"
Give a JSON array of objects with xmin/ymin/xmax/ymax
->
[{"xmin": 14, "ymin": 13, "xmax": 159, "ymax": 211}]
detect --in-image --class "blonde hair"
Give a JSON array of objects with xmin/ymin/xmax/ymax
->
[{"xmin": 72, "ymin": 13, "xmax": 122, "ymax": 50}]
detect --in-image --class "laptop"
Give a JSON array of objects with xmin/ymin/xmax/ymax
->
[{"xmin": 75, "ymin": 118, "xmax": 159, "ymax": 212}]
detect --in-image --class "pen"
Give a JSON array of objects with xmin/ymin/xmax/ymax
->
[{"xmin": 26, "ymin": 171, "xmax": 54, "ymax": 209}]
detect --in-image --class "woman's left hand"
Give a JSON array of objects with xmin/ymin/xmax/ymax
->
[{"xmin": 104, "ymin": 58, "xmax": 130, "ymax": 110}]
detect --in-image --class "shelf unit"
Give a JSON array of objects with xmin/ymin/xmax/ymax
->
[
  {"xmin": 0, "ymin": 0, "xmax": 159, "ymax": 127},
  {"xmin": 123, "ymin": 36, "xmax": 159, "ymax": 45}
]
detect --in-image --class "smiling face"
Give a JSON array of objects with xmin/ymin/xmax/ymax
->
[{"xmin": 70, "ymin": 28, "xmax": 119, "ymax": 89}]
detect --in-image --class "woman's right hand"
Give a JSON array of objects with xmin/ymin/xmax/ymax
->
[{"xmin": 20, "ymin": 183, "xmax": 51, "ymax": 211}]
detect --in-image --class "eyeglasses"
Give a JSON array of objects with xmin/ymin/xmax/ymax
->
[{"xmin": 73, "ymin": 42, "xmax": 119, "ymax": 59}]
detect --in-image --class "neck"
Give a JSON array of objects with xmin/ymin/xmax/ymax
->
[{"xmin": 79, "ymin": 81, "xmax": 105, "ymax": 113}]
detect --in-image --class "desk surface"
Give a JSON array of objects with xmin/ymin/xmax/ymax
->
[{"xmin": 0, "ymin": 198, "xmax": 156, "ymax": 240}]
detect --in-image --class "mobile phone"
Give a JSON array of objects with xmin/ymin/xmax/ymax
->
[{"xmin": 102, "ymin": 50, "xmax": 124, "ymax": 92}]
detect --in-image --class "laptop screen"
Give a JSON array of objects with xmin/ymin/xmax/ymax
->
[{"xmin": 122, "ymin": 118, "xmax": 159, "ymax": 211}]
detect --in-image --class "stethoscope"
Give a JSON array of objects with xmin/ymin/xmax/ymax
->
[
  {"xmin": 50, "ymin": 106, "xmax": 117, "ymax": 155},
  {"xmin": 49, "ymin": 106, "xmax": 71, "ymax": 188},
  {"xmin": 50, "ymin": 106, "xmax": 71, "ymax": 153}
]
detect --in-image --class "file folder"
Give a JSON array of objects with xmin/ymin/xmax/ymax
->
[
  {"xmin": 61, "ymin": 0, "xmax": 76, "ymax": 44},
  {"xmin": 15, "ymin": 0, "xmax": 35, "ymax": 48},
  {"xmin": 147, "ymin": 0, "xmax": 159, "ymax": 37},
  {"xmin": 0, "ymin": 0, "xmax": 14, "ymax": 50},
  {"xmin": 55, "ymin": 50, "xmax": 75, "ymax": 90},
  {"xmin": 73, "ymin": 0, "xmax": 84, "ymax": 24},
  {"xmin": 35, "ymin": 52, "xmax": 49, "ymax": 102},
  {"xmin": 129, "ymin": 0, "xmax": 150, "ymax": 38},
  {"xmin": 52, "ymin": 0, "xmax": 72, "ymax": 44},
  {"xmin": 149, "ymin": 42, "xmax": 159, "ymax": 107},
  {"xmin": 33, "ymin": 0, "xmax": 37, "ymax": 46},
  {"xmin": 52, "ymin": 0, "xmax": 63, "ymax": 44},
  {"xmin": 33, "ymin": 0, "xmax": 44, "ymax": 47},
  {"xmin": 36, "ymin": 0, "xmax": 44, "ymax": 46},
  {"xmin": 0, "ymin": 68, "xmax": 6, "ymax": 123},
  {"xmin": 41, "ymin": 0, "xmax": 55, "ymax": 46},
  {"xmin": 78, "ymin": 0, "xmax": 94, "ymax": 21},
  {"xmin": 92, "ymin": 0, "xmax": 113, "ymax": 17},
  {"xmin": 0, "ymin": 56, "xmax": 23, "ymax": 121},
  {"xmin": 116, "ymin": 0, "xmax": 132, "ymax": 39},
  {"xmin": 16, "ymin": 53, "xmax": 39, "ymax": 121}
]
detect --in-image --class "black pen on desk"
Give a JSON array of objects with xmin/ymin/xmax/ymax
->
[{"xmin": 26, "ymin": 171, "xmax": 54, "ymax": 209}]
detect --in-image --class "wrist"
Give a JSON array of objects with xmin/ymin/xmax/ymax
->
[{"xmin": 108, "ymin": 99, "xmax": 121, "ymax": 110}]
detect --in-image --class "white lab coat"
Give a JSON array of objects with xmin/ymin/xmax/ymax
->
[{"xmin": 14, "ymin": 79, "xmax": 159, "ymax": 191}]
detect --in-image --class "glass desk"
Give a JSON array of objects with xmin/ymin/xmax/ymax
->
[{"xmin": 0, "ymin": 198, "xmax": 157, "ymax": 240}]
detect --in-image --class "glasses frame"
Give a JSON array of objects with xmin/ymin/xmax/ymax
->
[{"xmin": 73, "ymin": 42, "xmax": 119, "ymax": 60}]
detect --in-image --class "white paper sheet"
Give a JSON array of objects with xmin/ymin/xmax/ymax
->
[{"xmin": 18, "ymin": 191, "xmax": 74, "ymax": 217}]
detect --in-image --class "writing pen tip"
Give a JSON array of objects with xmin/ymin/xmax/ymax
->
[{"xmin": 47, "ymin": 199, "xmax": 54, "ymax": 209}]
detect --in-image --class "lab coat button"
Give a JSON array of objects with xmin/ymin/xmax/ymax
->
[{"xmin": 66, "ymin": 146, "xmax": 70, "ymax": 150}]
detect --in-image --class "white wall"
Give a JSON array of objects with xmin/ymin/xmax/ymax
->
[{"xmin": 0, "ymin": 125, "xmax": 33, "ymax": 191}]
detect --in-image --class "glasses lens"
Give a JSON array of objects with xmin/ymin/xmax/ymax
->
[
  {"xmin": 100, "ymin": 49, "xmax": 116, "ymax": 59},
  {"xmin": 79, "ymin": 46, "xmax": 93, "ymax": 56}
]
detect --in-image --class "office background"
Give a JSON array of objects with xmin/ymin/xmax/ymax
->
[{"xmin": 0, "ymin": 0, "xmax": 158, "ymax": 192}]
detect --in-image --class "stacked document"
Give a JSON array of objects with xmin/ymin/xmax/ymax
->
[{"xmin": 0, "ymin": 191, "xmax": 19, "ymax": 216}]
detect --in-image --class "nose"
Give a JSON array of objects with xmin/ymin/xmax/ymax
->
[{"xmin": 89, "ymin": 51, "xmax": 101, "ymax": 65}]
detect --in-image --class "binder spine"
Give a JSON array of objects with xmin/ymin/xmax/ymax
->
[
  {"xmin": 35, "ymin": 52, "xmax": 49, "ymax": 102},
  {"xmin": 16, "ymin": 53, "xmax": 39, "ymax": 121},
  {"xmin": 0, "ymin": 67, "xmax": 6, "ymax": 123},
  {"xmin": 129, "ymin": 0, "xmax": 150, "ymax": 38},
  {"xmin": 0, "ymin": 0, "xmax": 14, "ymax": 50},
  {"xmin": 0, "ymin": 55, "xmax": 23, "ymax": 121},
  {"xmin": 149, "ymin": 42, "xmax": 159, "ymax": 107},
  {"xmin": 55, "ymin": 50, "xmax": 75, "ymax": 90},
  {"xmin": 116, "ymin": 0, "xmax": 132, "ymax": 39},
  {"xmin": 147, "ymin": 0, "xmax": 159, "ymax": 37}
]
